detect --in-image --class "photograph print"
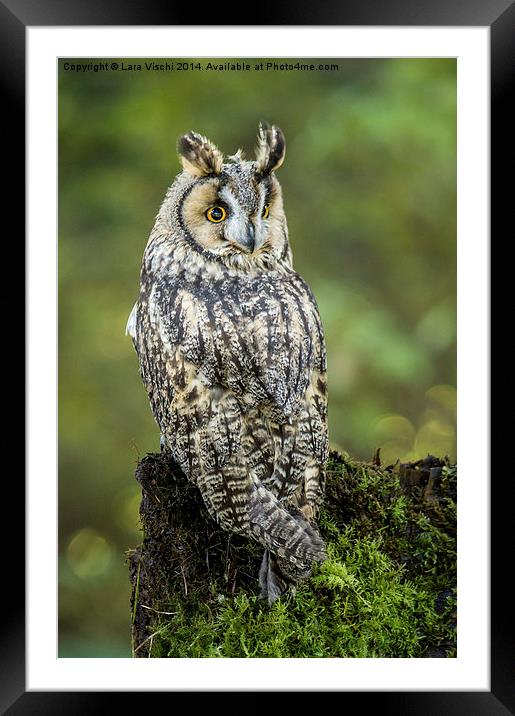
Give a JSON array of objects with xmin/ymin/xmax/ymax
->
[{"xmin": 58, "ymin": 56, "xmax": 457, "ymax": 658}]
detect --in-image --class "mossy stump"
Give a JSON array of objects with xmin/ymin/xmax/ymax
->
[{"xmin": 127, "ymin": 450, "xmax": 456, "ymax": 658}]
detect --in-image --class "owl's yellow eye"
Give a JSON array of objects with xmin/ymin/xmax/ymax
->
[
  {"xmin": 262, "ymin": 204, "xmax": 270, "ymax": 219},
  {"xmin": 206, "ymin": 206, "xmax": 227, "ymax": 223}
]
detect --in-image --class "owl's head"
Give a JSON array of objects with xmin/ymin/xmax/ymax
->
[{"xmin": 160, "ymin": 124, "xmax": 291, "ymax": 272}]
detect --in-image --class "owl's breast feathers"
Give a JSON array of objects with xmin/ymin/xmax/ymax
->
[{"xmin": 135, "ymin": 268, "xmax": 326, "ymax": 424}]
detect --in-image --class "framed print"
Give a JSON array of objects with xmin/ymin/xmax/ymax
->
[{"xmin": 6, "ymin": 0, "xmax": 506, "ymax": 711}]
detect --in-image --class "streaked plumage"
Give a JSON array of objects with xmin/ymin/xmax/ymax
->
[{"xmin": 127, "ymin": 124, "xmax": 328, "ymax": 603}]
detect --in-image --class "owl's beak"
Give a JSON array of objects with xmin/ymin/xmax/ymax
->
[{"xmin": 239, "ymin": 222, "xmax": 256, "ymax": 253}]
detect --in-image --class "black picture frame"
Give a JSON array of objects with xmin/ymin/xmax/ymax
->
[{"xmin": 5, "ymin": 0, "xmax": 503, "ymax": 712}]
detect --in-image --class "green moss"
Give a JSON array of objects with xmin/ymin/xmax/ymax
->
[{"xmin": 129, "ymin": 451, "xmax": 456, "ymax": 658}]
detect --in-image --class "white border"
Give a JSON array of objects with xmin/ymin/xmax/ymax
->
[{"xmin": 27, "ymin": 27, "xmax": 489, "ymax": 691}]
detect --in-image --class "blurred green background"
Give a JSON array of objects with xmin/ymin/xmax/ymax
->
[{"xmin": 58, "ymin": 58, "xmax": 456, "ymax": 657}]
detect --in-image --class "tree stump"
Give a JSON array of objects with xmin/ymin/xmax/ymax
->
[{"xmin": 127, "ymin": 450, "xmax": 456, "ymax": 658}]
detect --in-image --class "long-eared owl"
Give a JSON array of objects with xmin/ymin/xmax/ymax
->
[{"xmin": 127, "ymin": 124, "xmax": 328, "ymax": 603}]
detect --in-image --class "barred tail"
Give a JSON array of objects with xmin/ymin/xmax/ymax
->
[{"xmin": 248, "ymin": 476, "xmax": 326, "ymax": 569}]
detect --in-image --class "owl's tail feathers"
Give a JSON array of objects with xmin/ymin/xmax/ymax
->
[{"xmin": 248, "ymin": 478, "xmax": 326, "ymax": 572}]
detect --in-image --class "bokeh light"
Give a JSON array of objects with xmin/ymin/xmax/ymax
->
[{"xmin": 66, "ymin": 528, "xmax": 114, "ymax": 580}]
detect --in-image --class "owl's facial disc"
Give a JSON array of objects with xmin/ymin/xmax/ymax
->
[{"xmin": 179, "ymin": 166, "xmax": 286, "ymax": 267}]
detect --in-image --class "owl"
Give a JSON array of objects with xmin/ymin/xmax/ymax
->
[{"xmin": 127, "ymin": 123, "xmax": 328, "ymax": 604}]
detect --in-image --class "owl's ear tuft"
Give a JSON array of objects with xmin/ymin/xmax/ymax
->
[
  {"xmin": 255, "ymin": 122, "xmax": 286, "ymax": 174},
  {"xmin": 177, "ymin": 131, "xmax": 224, "ymax": 177}
]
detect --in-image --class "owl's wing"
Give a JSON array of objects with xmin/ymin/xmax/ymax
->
[
  {"xmin": 247, "ymin": 274, "xmax": 328, "ymax": 509},
  {"xmin": 265, "ymin": 369, "xmax": 328, "ymax": 510},
  {"xmin": 131, "ymin": 288, "xmax": 325, "ymax": 568}
]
